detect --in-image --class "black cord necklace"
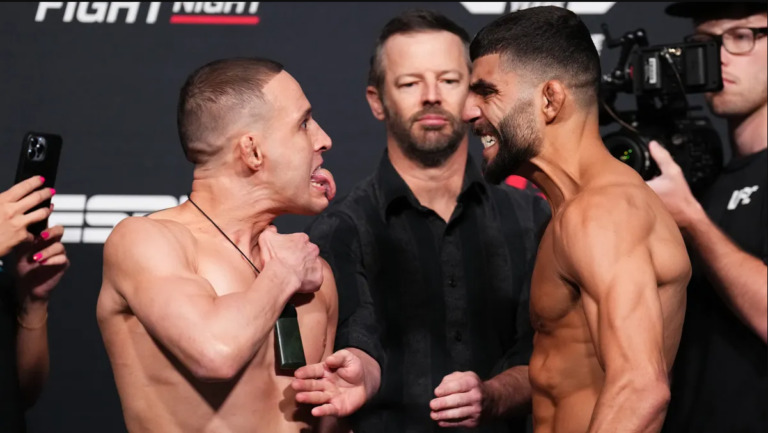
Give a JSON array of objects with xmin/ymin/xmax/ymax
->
[
  {"xmin": 186, "ymin": 195, "xmax": 306, "ymax": 370},
  {"xmin": 187, "ymin": 196, "xmax": 261, "ymax": 275}
]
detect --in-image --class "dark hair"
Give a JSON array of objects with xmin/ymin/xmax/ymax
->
[
  {"xmin": 177, "ymin": 57, "xmax": 284, "ymax": 164},
  {"xmin": 367, "ymin": 9, "xmax": 471, "ymax": 93},
  {"xmin": 470, "ymin": 6, "xmax": 601, "ymax": 105}
]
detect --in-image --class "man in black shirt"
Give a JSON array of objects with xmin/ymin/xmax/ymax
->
[
  {"xmin": 645, "ymin": 2, "xmax": 767, "ymax": 432},
  {"xmin": 291, "ymin": 9, "xmax": 549, "ymax": 433},
  {"xmin": 1, "ymin": 175, "xmax": 70, "ymax": 432}
]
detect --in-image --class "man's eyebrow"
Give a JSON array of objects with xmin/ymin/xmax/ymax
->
[
  {"xmin": 395, "ymin": 69, "xmax": 464, "ymax": 80},
  {"xmin": 296, "ymin": 107, "xmax": 312, "ymax": 123},
  {"xmin": 469, "ymin": 79, "xmax": 498, "ymax": 95}
]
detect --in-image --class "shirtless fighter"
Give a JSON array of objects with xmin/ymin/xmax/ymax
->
[
  {"xmin": 97, "ymin": 57, "xmax": 338, "ymax": 433},
  {"xmin": 463, "ymin": 7, "xmax": 691, "ymax": 432}
]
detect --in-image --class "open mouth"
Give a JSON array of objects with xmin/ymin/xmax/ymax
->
[
  {"xmin": 310, "ymin": 165, "xmax": 336, "ymax": 201},
  {"xmin": 473, "ymin": 121, "xmax": 499, "ymax": 151},
  {"xmin": 481, "ymin": 135, "xmax": 498, "ymax": 149}
]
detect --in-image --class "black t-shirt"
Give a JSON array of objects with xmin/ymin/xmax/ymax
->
[
  {"xmin": 663, "ymin": 149, "xmax": 767, "ymax": 433},
  {"xmin": 0, "ymin": 255, "xmax": 25, "ymax": 432}
]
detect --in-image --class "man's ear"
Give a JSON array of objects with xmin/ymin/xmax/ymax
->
[
  {"xmin": 238, "ymin": 133, "xmax": 263, "ymax": 171},
  {"xmin": 541, "ymin": 80, "xmax": 566, "ymax": 124},
  {"xmin": 366, "ymin": 85, "xmax": 386, "ymax": 121}
]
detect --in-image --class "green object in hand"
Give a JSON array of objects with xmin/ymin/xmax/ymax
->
[{"xmin": 275, "ymin": 304, "xmax": 306, "ymax": 371}]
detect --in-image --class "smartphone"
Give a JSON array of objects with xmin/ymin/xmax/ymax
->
[{"xmin": 14, "ymin": 131, "xmax": 63, "ymax": 236}]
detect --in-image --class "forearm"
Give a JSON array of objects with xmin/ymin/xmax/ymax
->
[
  {"xmin": 684, "ymin": 210, "xmax": 768, "ymax": 342},
  {"xmin": 587, "ymin": 374, "xmax": 670, "ymax": 433},
  {"xmin": 482, "ymin": 365, "xmax": 531, "ymax": 418},
  {"xmin": 16, "ymin": 299, "xmax": 50, "ymax": 409},
  {"xmin": 203, "ymin": 263, "xmax": 299, "ymax": 365},
  {"xmin": 152, "ymin": 262, "xmax": 300, "ymax": 380}
]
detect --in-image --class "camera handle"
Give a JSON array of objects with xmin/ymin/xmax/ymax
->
[{"xmin": 600, "ymin": 24, "xmax": 649, "ymax": 93}]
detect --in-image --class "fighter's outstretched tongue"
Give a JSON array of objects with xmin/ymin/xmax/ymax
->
[{"xmin": 311, "ymin": 168, "xmax": 336, "ymax": 200}]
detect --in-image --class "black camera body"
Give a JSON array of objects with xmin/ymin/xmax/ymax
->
[{"xmin": 599, "ymin": 26, "xmax": 724, "ymax": 192}]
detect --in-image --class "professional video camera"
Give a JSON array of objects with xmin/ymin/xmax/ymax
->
[{"xmin": 599, "ymin": 25, "xmax": 724, "ymax": 192}]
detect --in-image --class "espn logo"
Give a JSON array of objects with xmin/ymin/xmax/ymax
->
[{"xmin": 50, "ymin": 194, "xmax": 188, "ymax": 244}]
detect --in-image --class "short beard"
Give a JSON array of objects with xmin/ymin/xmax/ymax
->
[
  {"xmin": 482, "ymin": 99, "xmax": 540, "ymax": 185},
  {"xmin": 385, "ymin": 103, "xmax": 466, "ymax": 168}
]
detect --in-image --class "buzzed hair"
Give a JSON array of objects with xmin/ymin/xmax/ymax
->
[
  {"xmin": 470, "ymin": 6, "xmax": 601, "ymax": 106},
  {"xmin": 177, "ymin": 57, "xmax": 284, "ymax": 164},
  {"xmin": 367, "ymin": 9, "xmax": 471, "ymax": 94}
]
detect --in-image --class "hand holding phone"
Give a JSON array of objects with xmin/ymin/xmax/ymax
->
[
  {"xmin": 13, "ymin": 131, "xmax": 62, "ymax": 237},
  {"xmin": 0, "ymin": 176, "xmax": 55, "ymax": 256}
]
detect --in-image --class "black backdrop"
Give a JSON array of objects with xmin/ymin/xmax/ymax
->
[{"xmin": 0, "ymin": 2, "xmax": 728, "ymax": 431}]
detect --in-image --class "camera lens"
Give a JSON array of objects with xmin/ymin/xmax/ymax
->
[
  {"xmin": 604, "ymin": 132, "xmax": 653, "ymax": 179},
  {"xmin": 610, "ymin": 142, "xmax": 637, "ymax": 165}
]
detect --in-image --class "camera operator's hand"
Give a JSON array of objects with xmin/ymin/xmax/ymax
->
[{"xmin": 646, "ymin": 140, "xmax": 705, "ymax": 229}]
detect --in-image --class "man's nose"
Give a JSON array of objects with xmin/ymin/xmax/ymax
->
[
  {"xmin": 422, "ymin": 80, "xmax": 442, "ymax": 106},
  {"xmin": 720, "ymin": 43, "xmax": 732, "ymax": 68},
  {"xmin": 315, "ymin": 125, "xmax": 332, "ymax": 152},
  {"xmin": 462, "ymin": 97, "xmax": 481, "ymax": 124}
]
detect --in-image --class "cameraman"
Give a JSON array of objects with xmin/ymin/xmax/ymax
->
[{"xmin": 645, "ymin": 2, "xmax": 767, "ymax": 432}]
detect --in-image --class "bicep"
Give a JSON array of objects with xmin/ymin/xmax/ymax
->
[
  {"xmin": 558, "ymin": 202, "xmax": 666, "ymax": 375},
  {"xmin": 104, "ymin": 219, "xmax": 217, "ymax": 349},
  {"xmin": 578, "ymin": 249, "xmax": 666, "ymax": 374}
]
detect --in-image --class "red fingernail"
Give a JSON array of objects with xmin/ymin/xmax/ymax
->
[
  {"xmin": 40, "ymin": 231, "xmax": 50, "ymax": 240},
  {"xmin": 40, "ymin": 176, "xmax": 46, "ymax": 184},
  {"xmin": 41, "ymin": 259, "xmax": 47, "ymax": 264},
  {"xmin": 50, "ymin": 188, "xmax": 56, "ymax": 195},
  {"xmin": 33, "ymin": 253, "xmax": 43, "ymax": 262}
]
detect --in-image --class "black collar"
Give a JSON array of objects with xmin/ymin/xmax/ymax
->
[{"xmin": 376, "ymin": 149, "xmax": 488, "ymax": 220}]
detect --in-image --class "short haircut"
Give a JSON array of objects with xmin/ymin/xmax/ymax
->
[
  {"xmin": 177, "ymin": 57, "xmax": 284, "ymax": 164},
  {"xmin": 367, "ymin": 9, "xmax": 471, "ymax": 94},
  {"xmin": 470, "ymin": 6, "xmax": 601, "ymax": 106}
]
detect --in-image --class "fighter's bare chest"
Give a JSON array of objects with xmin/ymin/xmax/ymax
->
[{"xmin": 529, "ymin": 225, "xmax": 581, "ymax": 332}]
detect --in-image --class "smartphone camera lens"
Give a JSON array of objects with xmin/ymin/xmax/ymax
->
[{"xmin": 27, "ymin": 136, "xmax": 47, "ymax": 161}]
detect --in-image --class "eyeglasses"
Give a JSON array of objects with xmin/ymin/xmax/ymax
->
[{"xmin": 685, "ymin": 27, "xmax": 768, "ymax": 55}]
